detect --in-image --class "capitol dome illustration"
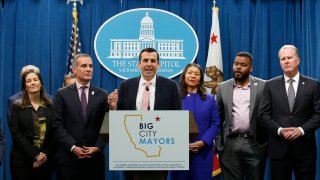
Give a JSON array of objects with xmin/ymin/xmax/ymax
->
[{"xmin": 108, "ymin": 12, "xmax": 185, "ymax": 60}]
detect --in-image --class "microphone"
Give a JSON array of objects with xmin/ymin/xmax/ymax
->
[{"xmin": 146, "ymin": 86, "xmax": 149, "ymax": 91}]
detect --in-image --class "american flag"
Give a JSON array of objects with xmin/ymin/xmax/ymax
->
[{"xmin": 66, "ymin": 7, "xmax": 82, "ymax": 74}]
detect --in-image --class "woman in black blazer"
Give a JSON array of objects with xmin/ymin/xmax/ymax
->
[{"xmin": 9, "ymin": 68, "xmax": 54, "ymax": 180}]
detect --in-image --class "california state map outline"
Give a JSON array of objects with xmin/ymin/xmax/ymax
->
[{"xmin": 124, "ymin": 114, "xmax": 162, "ymax": 157}]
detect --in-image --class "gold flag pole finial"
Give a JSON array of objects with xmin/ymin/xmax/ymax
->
[
  {"xmin": 67, "ymin": 0, "xmax": 83, "ymax": 13},
  {"xmin": 67, "ymin": 0, "xmax": 83, "ymax": 58},
  {"xmin": 67, "ymin": 0, "xmax": 83, "ymax": 5},
  {"xmin": 212, "ymin": 0, "xmax": 219, "ymax": 14}
]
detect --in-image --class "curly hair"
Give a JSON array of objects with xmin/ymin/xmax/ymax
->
[{"xmin": 179, "ymin": 63, "xmax": 207, "ymax": 100}]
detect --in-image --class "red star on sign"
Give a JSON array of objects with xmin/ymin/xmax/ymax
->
[
  {"xmin": 211, "ymin": 33, "xmax": 218, "ymax": 44},
  {"xmin": 155, "ymin": 116, "xmax": 160, "ymax": 122}
]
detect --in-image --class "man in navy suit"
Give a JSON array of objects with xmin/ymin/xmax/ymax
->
[
  {"xmin": 109, "ymin": 48, "xmax": 181, "ymax": 111},
  {"xmin": 53, "ymin": 53, "xmax": 110, "ymax": 180},
  {"xmin": 259, "ymin": 45, "xmax": 320, "ymax": 180},
  {"xmin": 108, "ymin": 48, "xmax": 182, "ymax": 180}
]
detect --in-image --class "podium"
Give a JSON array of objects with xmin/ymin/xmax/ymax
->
[
  {"xmin": 100, "ymin": 111, "xmax": 198, "ymax": 143},
  {"xmin": 101, "ymin": 110, "xmax": 198, "ymax": 180},
  {"xmin": 99, "ymin": 112, "xmax": 109, "ymax": 143},
  {"xmin": 188, "ymin": 111, "xmax": 198, "ymax": 139}
]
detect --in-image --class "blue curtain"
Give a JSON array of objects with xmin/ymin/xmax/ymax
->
[
  {"xmin": 1, "ymin": 0, "xmax": 319, "ymax": 179},
  {"xmin": 0, "ymin": 3, "xmax": 4, "ymax": 178},
  {"xmin": 301, "ymin": 1, "xmax": 320, "ymax": 178}
]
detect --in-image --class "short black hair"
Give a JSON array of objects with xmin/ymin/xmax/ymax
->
[
  {"xmin": 179, "ymin": 63, "xmax": 207, "ymax": 100},
  {"xmin": 236, "ymin": 51, "xmax": 253, "ymax": 65},
  {"xmin": 139, "ymin": 48, "xmax": 159, "ymax": 62}
]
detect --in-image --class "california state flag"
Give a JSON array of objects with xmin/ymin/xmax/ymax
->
[
  {"xmin": 205, "ymin": 6, "xmax": 223, "ymax": 178},
  {"xmin": 204, "ymin": 7, "xmax": 223, "ymax": 95}
]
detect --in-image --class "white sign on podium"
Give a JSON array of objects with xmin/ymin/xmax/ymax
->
[{"xmin": 109, "ymin": 110, "xmax": 189, "ymax": 170}]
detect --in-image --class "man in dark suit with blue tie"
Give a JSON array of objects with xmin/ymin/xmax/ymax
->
[
  {"xmin": 53, "ymin": 53, "xmax": 110, "ymax": 180},
  {"xmin": 108, "ymin": 48, "xmax": 182, "ymax": 180},
  {"xmin": 259, "ymin": 45, "xmax": 320, "ymax": 180}
]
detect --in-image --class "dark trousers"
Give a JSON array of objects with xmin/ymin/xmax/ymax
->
[
  {"xmin": 125, "ymin": 171, "xmax": 167, "ymax": 180},
  {"xmin": 57, "ymin": 155, "xmax": 105, "ymax": 180},
  {"xmin": 10, "ymin": 156, "xmax": 52, "ymax": 180},
  {"xmin": 220, "ymin": 137, "xmax": 267, "ymax": 180},
  {"xmin": 270, "ymin": 150, "xmax": 316, "ymax": 180}
]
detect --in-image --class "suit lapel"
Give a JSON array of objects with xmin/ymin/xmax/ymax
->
[
  {"xmin": 249, "ymin": 78, "xmax": 258, "ymax": 120},
  {"xmin": 131, "ymin": 77, "xmax": 140, "ymax": 110},
  {"xmin": 293, "ymin": 75, "xmax": 306, "ymax": 112},
  {"xmin": 25, "ymin": 108, "xmax": 35, "ymax": 130},
  {"xmin": 70, "ymin": 84, "xmax": 85, "ymax": 121},
  {"xmin": 154, "ymin": 76, "xmax": 161, "ymax": 110},
  {"xmin": 86, "ymin": 86, "xmax": 96, "ymax": 121},
  {"xmin": 278, "ymin": 76, "xmax": 291, "ymax": 112},
  {"xmin": 226, "ymin": 79, "xmax": 234, "ymax": 125}
]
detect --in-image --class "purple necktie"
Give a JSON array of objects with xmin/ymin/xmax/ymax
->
[{"xmin": 81, "ymin": 86, "xmax": 88, "ymax": 117}]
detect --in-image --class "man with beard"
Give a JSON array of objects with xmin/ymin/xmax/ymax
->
[{"xmin": 215, "ymin": 52, "xmax": 267, "ymax": 180}]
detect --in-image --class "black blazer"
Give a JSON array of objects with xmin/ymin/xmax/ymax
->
[
  {"xmin": 258, "ymin": 75, "xmax": 320, "ymax": 159},
  {"xmin": 52, "ymin": 83, "xmax": 108, "ymax": 164},
  {"xmin": 7, "ymin": 91, "xmax": 54, "ymax": 121},
  {"xmin": 117, "ymin": 76, "xmax": 182, "ymax": 110},
  {"xmin": 10, "ymin": 103, "xmax": 54, "ymax": 163}
]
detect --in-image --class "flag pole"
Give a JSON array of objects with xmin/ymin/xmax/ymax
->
[
  {"xmin": 213, "ymin": 0, "xmax": 218, "ymax": 13},
  {"xmin": 66, "ymin": 0, "xmax": 83, "ymax": 74},
  {"xmin": 67, "ymin": 0, "xmax": 83, "ymax": 58},
  {"xmin": 67, "ymin": 0, "xmax": 83, "ymax": 5},
  {"xmin": 208, "ymin": 2, "xmax": 223, "ymax": 178},
  {"xmin": 72, "ymin": 4, "xmax": 78, "ymax": 57},
  {"xmin": 204, "ymin": 0, "xmax": 223, "ymax": 94}
]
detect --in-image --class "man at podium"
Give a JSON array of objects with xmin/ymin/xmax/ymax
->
[{"xmin": 108, "ymin": 47, "xmax": 182, "ymax": 180}]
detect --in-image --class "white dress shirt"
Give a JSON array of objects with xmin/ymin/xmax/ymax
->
[
  {"xmin": 136, "ymin": 76, "xmax": 156, "ymax": 110},
  {"xmin": 278, "ymin": 72, "xmax": 304, "ymax": 136}
]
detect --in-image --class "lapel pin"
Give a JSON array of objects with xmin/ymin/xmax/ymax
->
[
  {"xmin": 302, "ymin": 82, "xmax": 305, "ymax": 85},
  {"xmin": 92, "ymin": 91, "xmax": 95, "ymax": 95},
  {"xmin": 254, "ymin": 82, "xmax": 258, "ymax": 86}
]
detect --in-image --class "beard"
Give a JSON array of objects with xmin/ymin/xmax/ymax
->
[{"xmin": 233, "ymin": 71, "xmax": 250, "ymax": 83}]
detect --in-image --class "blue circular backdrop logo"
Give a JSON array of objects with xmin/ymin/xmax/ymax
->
[{"xmin": 94, "ymin": 8, "xmax": 199, "ymax": 79}]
